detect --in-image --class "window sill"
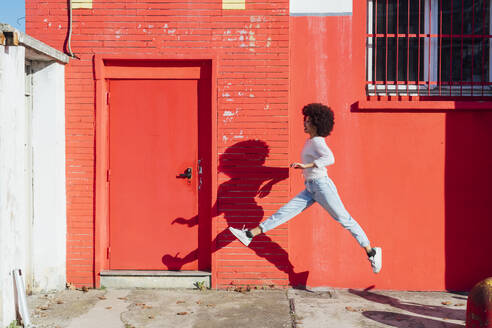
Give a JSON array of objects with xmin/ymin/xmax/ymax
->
[{"xmin": 354, "ymin": 98, "xmax": 492, "ymax": 112}]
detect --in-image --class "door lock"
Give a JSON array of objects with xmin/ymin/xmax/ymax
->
[{"xmin": 177, "ymin": 168, "xmax": 192, "ymax": 179}]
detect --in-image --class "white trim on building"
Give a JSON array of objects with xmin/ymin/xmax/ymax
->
[{"xmin": 290, "ymin": 0, "xmax": 352, "ymax": 16}]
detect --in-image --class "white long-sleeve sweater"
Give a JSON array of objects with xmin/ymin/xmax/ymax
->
[{"xmin": 300, "ymin": 136, "xmax": 335, "ymax": 180}]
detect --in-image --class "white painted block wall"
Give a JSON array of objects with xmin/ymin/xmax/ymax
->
[
  {"xmin": 0, "ymin": 44, "xmax": 66, "ymax": 327},
  {"xmin": 0, "ymin": 44, "xmax": 30, "ymax": 327},
  {"xmin": 31, "ymin": 61, "xmax": 67, "ymax": 293}
]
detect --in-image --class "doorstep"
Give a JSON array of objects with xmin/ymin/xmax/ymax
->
[{"xmin": 99, "ymin": 270, "xmax": 211, "ymax": 289}]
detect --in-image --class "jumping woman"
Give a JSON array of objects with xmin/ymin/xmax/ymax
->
[{"xmin": 229, "ymin": 103, "xmax": 382, "ymax": 274}]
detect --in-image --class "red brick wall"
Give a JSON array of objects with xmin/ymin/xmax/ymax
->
[{"xmin": 26, "ymin": 0, "xmax": 290, "ymax": 288}]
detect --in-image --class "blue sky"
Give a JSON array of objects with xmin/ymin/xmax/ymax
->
[{"xmin": 0, "ymin": 1, "xmax": 26, "ymax": 31}]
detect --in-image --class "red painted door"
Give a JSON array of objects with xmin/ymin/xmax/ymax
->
[{"xmin": 109, "ymin": 79, "xmax": 198, "ymax": 270}]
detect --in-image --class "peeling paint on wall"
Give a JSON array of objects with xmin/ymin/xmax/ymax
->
[
  {"xmin": 222, "ymin": 109, "xmax": 239, "ymax": 123},
  {"xmin": 233, "ymin": 130, "xmax": 244, "ymax": 139}
]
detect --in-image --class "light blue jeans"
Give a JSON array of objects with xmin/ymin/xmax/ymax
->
[{"xmin": 259, "ymin": 176, "xmax": 370, "ymax": 248}]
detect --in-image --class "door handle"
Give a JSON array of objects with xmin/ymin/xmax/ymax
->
[{"xmin": 177, "ymin": 168, "xmax": 192, "ymax": 179}]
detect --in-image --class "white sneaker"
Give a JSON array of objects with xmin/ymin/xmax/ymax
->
[
  {"xmin": 369, "ymin": 247, "xmax": 382, "ymax": 273},
  {"xmin": 229, "ymin": 226, "xmax": 252, "ymax": 247}
]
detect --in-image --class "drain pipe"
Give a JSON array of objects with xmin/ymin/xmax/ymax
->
[
  {"xmin": 67, "ymin": 0, "xmax": 79, "ymax": 59},
  {"xmin": 13, "ymin": 269, "xmax": 34, "ymax": 328}
]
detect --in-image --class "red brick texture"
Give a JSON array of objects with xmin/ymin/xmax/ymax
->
[{"xmin": 26, "ymin": 0, "xmax": 290, "ymax": 288}]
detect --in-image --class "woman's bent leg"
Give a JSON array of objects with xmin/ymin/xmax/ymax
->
[
  {"xmin": 259, "ymin": 189, "xmax": 315, "ymax": 233},
  {"xmin": 311, "ymin": 178, "xmax": 370, "ymax": 248}
]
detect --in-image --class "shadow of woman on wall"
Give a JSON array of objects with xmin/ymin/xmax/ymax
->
[{"xmin": 162, "ymin": 140, "xmax": 309, "ymax": 288}]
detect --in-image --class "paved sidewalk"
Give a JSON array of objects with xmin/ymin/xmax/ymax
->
[
  {"xmin": 27, "ymin": 287, "xmax": 467, "ymax": 327},
  {"xmin": 290, "ymin": 288, "xmax": 467, "ymax": 328},
  {"xmin": 28, "ymin": 288, "xmax": 291, "ymax": 328}
]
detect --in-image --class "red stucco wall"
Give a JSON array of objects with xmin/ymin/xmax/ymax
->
[{"xmin": 288, "ymin": 3, "xmax": 492, "ymax": 291}]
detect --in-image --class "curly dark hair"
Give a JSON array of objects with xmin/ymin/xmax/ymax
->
[{"xmin": 302, "ymin": 103, "xmax": 334, "ymax": 137}]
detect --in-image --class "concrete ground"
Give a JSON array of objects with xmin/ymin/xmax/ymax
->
[{"xmin": 26, "ymin": 287, "xmax": 467, "ymax": 328}]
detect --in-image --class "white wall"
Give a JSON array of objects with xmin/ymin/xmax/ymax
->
[
  {"xmin": 0, "ymin": 45, "xmax": 30, "ymax": 327},
  {"xmin": 290, "ymin": 0, "xmax": 352, "ymax": 15},
  {"xmin": 31, "ymin": 61, "xmax": 67, "ymax": 292},
  {"xmin": 0, "ymin": 45, "xmax": 66, "ymax": 326}
]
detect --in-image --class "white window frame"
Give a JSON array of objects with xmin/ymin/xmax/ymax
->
[{"xmin": 367, "ymin": 0, "xmax": 492, "ymax": 96}]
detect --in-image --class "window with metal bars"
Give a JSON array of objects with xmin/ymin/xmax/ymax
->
[{"xmin": 366, "ymin": 0, "xmax": 492, "ymax": 97}]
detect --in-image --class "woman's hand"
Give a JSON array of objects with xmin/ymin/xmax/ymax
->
[
  {"xmin": 290, "ymin": 162, "xmax": 315, "ymax": 169},
  {"xmin": 290, "ymin": 162, "xmax": 306, "ymax": 169}
]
